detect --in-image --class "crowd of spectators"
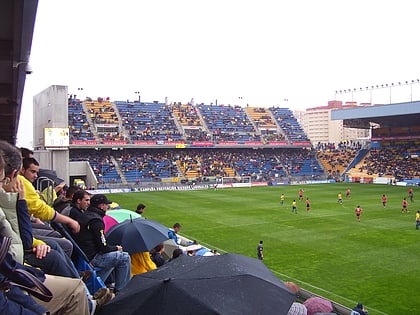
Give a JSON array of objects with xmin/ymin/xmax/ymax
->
[
  {"xmin": 316, "ymin": 142, "xmax": 362, "ymax": 179},
  {"xmin": 358, "ymin": 146, "xmax": 420, "ymax": 180},
  {"xmin": 70, "ymin": 148, "xmax": 324, "ymax": 184},
  {"xmin": 69, "ymin": 98, "xmax": 310, "ymax": 144}
]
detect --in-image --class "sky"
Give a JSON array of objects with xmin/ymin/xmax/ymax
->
[{"xmin": 17, "ymin": 0, "xmax": 420, "ymax": 147}]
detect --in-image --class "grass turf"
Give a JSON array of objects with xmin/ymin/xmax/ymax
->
[{"xmin": 108, "ymin": 182, "xmax": 419, "ymax": 315}]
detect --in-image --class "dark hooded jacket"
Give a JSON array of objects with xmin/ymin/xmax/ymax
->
[{"xmin": 73, "ymin": 206, "xmax": 118, "ymax": 261}]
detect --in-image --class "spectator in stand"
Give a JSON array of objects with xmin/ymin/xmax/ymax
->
[
  {"xmin": 150, "ymin": 243, "xmax": 166, "ymax": 267},
  {"xmin": 0, "ymin": 141, "xmax": 81, "ymax": 278},
  {"xmin": 130, "ymin": 251, "xmax": 157, "ymax": 276},
  {"xmin": 62, "ymin": 189, "xmax": 91, "ymax": 221},
  {"xmin": 20, "ymin": 147, "xmax": 34, "ymax": 158},
  {"xmin": 74, "ymin": 194, "xmax": 131, "ymax": 293},
  {"xmin": 168, "ymin": 248, "xmax": 184, "ymax": 262},
  {"xmin": 0, "ymin": 143, "xmax": 112, "ymax": 314},
  {"xmin": 168, "ymin": 223, "xmax": 182, "ymax": 246},
  {"xmin": 351, "ymin": 303, "xmax": 368, "ymax": 315},
  {"xmin": 135, "ymin": 203, "xmax": 146, "ymax": 216},
  {"xmin": 53, "ymin": 185, "xmax": 80, "ymax": 213},
  {"xmin": 19, "ymin": 157, "xmax": 80, "ymax": 233}
]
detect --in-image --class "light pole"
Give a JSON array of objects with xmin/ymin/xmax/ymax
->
[
  {"xmin": 135, "ymin": 91, "xmax": 141, "ymax": 102},
  {"xmin": 77, "ymin": 87, "xmax": 83, "ymax": 100}
]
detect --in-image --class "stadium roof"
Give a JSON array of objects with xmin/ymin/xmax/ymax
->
[
  {"xmin": 0, "ymin": 0, "xmax": 38, "ymax": 144},
  {"xmin": 331, "ymin": 101, "xmax": 420, "ymax": 129}
]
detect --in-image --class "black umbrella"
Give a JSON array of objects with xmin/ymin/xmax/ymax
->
[
  {"xmin": 98, "ymin": 253, "xmax": 295, "ymax": 315},
  {"xmin": 105, "ymin": 218, "xmax": 169, "ymax": 254}
]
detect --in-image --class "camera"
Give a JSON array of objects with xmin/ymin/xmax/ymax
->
[{"xmin": 25, "ymin": 64, "xmax": 33, "ymax": 74}]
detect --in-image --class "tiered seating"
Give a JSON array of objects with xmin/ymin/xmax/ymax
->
[
  {"xmin": 116, "ymin": 150, "xmax": 178, "ymax": 182},
  {"xmin": 86, "ymin": 98, "xmax": 118, "ymax": 124},
  {"xmin": 246, "ymin": 107, "xmax": 276, "ymax": 129},
  {"xmin": 197, "ymin": 104, "xmax": 259, "ymax": 142},
  {"xmin": 69, "ymin": 150, "xmax": 121, "ymax": 184},
  {"xmin": 68, "ymin": 97, "xmax": 94, "ymax": 141},
  {"xmin": 269, "ymin": 107, "xmax": 309, "ymax": 142},
  {"xmin": 115, "ymin": 101, "xmax": 182, "ymax": 142},
  {"xmin": 86, "ymin": 98, "xmax": 120, "ymax": 141},
  {"xmin": 171, "ymin": 103, "xmax": 210, "ymax": 142},
  {"xmin": 357, "ymin": 147, "xmax": 420, "ymax": 180},
  {"xmin": 317, "ymin": 149, "xmax": 358, "ymax": 177}
]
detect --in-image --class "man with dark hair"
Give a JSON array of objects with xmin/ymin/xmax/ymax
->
[
  {"xmin": 135, "ymin": 203, "xmax": 146, "ymax": 215},
  {"xmin": 168, "ymin": 222, "xmax": 182, "ymax": 246},
  {"xmin": 53, "ymin": 185, "xmax": 81, "ymax": 213},
  {"xmin": 19, "ymin": 157, "xmax": 80, "ymax": 233},
  {"xmin": 20, "ymin": 147, "xmax": 34, "ymax": 158},
  {"xmin": 62, "ymin": 189, "xmax": 90, "ymax": 221},
  {"xmin": 74, "ymin": 194, "xmax": 131, "ymax": 293}
]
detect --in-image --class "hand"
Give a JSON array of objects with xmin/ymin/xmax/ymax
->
[
  {"xmin": 33, "ymin": 244, "xmax": 51, "ymax": 259},
  {"xmin": 32, "ymin": 217, "xmax": 45, "ymax": 224}
]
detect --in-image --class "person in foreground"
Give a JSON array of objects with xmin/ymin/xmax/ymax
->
[{"xmin": 74, "ymin": 194, "xmax": 131, "ymax": 293}]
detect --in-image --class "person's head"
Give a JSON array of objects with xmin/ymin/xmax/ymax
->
[
  {"xmin": 172, "ymin": 248, "xmax": 183, "ymax": 259},
  {"xmin": 173, "ymin": 223, "xmax": 182, "ymax": 232},
  {"xmin": 20, "ymin": 157, "xmax": 40, "ymax": 183},
  {"xmin": 66, "ymin": 185, "xmax": 81, "ymax": 199},
  {"xmin": 90, "ymin": 194, "xmax": 112, "ymax": 211},
  {"xmin": 0, "ymin": 140, "xmax": 23, "ymax": 181},
  {"xmin": 20, "ymin": 147, "xmax": 34, "ymax": 158},
  {"xmin": 151, "ymin": 243, "xmax": 164, "ymax": 253},
  {"xmin": 72, "ymin": 190, "xmax": 91, "ymax": 210},
  {"xmin": 259, "ymin": 240, "xmax": 263, "ymax": 244},
  {"xmin": 136, "ymin": 203, "xmax": 146, "ymax": 214}
]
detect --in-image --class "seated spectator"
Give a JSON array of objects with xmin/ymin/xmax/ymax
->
[
  {"xmin": 351, "ymin": 303, "xmax": 368, "ymax": 315},
  {"xmin": 168, "ymin": 248, "xmax": 184, "ymax": 262},
  {"xmin": 150, "ymin": 243, "xmax": 166, "ymax": 267},
  {"xmin": 288, "ymin": 302, "xmax": 308, "ymax": 315},
  {"xmin": 0, "ymin": 142, "xmax": 112, "ymax": 314},
  {"xmin": 62, "ymin": 189, "xmax": 91, "ymax": 221},
  {"xmin": 135, "ymin": 203, "xmax": 146, "ymax": 216},
  {"xmin": 168, "ymin": 222, "xmax": 182, "ymax": 246},
  {"xmin": 130, "ymin": 251, "xmax": 157, "ymax": 276},
  {"xmin": 53, "ymin": 185, "xmax": 80, "ymax": 213},
  {"xmin": 74, "ymin": 194, "xmax": 131, "ymax": 293},
  {"xmin": 0, "ymin": 141, "xmax": 80, "ymax": 279},
  {"xmin": 19, "ymin": 157, "xmax": 81, "ymax": 234}
]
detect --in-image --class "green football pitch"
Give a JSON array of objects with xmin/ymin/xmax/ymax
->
[{"xmin": 108, "ymin": 183, "xmax": 419, "ymax": 315}]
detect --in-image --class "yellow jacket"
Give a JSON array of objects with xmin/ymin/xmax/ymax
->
[
  {"xmin": 130, "ymin": 252, "xmax": 156, "ymax": 276},
  {"xmin": 18, "ymin": 175, "xmax": 56, "ymax": 222}
]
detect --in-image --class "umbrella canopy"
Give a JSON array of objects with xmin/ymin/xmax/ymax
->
[
  {"xmin": 98, "ymin": 253, "xmax": 295, "ymax": 315},
  {"xmin": 105, "ymin": 218, "xmax": 169, "ymax": 254},
  {"xmin": 303, "ymin": 297, "xmax": 333, "ymax": 315},
  {"xmin": 106, "ymin": 209, "xmax": 141, "ymax": 222},
  {"xmin": 103, "ymin": 215, "xmax": 119, "ymax": 233}
]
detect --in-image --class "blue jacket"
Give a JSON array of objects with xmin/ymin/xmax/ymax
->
[
  {"xmin": 168, "ymin": 229, "xmax": 179, "ymax": 245},
  {"xmin": 0, "ymin": 236, "xmax": 47, "ymax": 315}
]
